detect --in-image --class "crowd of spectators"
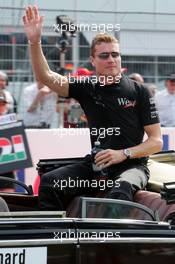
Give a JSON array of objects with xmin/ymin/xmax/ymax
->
[
  {"xmin": 0, "ymin": 69, "xmax": 175, "ymax": 129},
  {"xmin": 155, "ymin": 73, "xmax": 175, "ymax": 127}
]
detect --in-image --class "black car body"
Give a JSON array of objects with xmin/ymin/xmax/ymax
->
[{"xmin": 0, "ymin": 151, "xmax": 175, "ymax": 264}]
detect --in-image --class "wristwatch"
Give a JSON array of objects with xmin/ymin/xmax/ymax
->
[{"xmin": 123, "ymin": 148, "xmax": 132, "ymax": 159}]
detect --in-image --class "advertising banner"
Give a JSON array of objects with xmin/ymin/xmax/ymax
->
[{"xmin": 0, "ymin": 121, "xmax": 32, "ymax": 173}]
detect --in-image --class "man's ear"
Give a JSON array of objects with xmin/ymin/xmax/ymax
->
[{"xmin": 90, "ymin": 56, "xmax": 95, "ymax": 67}]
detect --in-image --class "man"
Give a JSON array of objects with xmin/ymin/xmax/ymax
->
[
  {"xmin": 23, "ymin": 6, "xmax": 163, "ymax": 210},
  {"xmin": 129, "ymin": 72, "xmax": 157, "ymax": 97},
  {"xmin": 0, "ymin": 90, "xmax": 9, "ymax": 115},
  {"xmin": 129, "ymin": 73, "xmax": 144, "ymax": 84},
  {"xmin": 0, "ymin": 91, "xmax": 15, "ymax": 192},
  {"xmin": 0, "ymin": 71, "xmax": 17, "ymax": 113},
  {"xmin": 155, "ymin": 73, "xmax": 175, "ymax": 127},
  {"xmin": 21, "ymin": 81, "xmax": 58, "ymax": 128}
]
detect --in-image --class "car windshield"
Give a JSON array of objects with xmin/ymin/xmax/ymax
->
[{"xmin": 80, "ymin": 197, "xmax": 157, "ymax": 221}]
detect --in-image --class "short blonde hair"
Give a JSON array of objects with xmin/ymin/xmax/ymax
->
[{"xmin": 90, "ymin": 33, "xmax": 119, "ymax": 57}]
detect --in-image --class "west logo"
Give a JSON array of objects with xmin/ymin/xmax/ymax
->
[
  {"xmin": 117, "ymin": 98, "xmax": 136, "ymax": 108},
  {"xmin": 0, "ymin": 135, "xmax": 27, "ymax": 164}
]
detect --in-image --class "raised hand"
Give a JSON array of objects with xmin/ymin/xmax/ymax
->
[
  {"xmin": 23, "ymin": 5, "xmax": 44, "ymax": 43},
  {"xmin": 36, "ymin": 88, "xmax": 51, "ymax": 102}
]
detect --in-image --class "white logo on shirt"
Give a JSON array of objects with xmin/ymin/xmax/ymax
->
[{"xmin": 117, "ymin": 98, "xmax": 136, "ymax": 108}]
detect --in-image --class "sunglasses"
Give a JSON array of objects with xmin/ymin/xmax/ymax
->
[{"xmin": 97, "ymin": 52, "xmax": 121, "ymax": 60}]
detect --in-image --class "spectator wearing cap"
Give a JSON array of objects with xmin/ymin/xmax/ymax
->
[
  {"xmin": 72, "ymin": 68, "xmax": 93, "ymax": 77},
  {"xmin": 0, "ymin": 91, "xmax": 15, "ymax": 192},
  {"xmin": 155, "ymin": 73, "xmax": 175, "ymax": 127}
]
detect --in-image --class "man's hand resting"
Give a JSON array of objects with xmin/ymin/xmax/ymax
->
[{"xmin": 95, "ymin": 149, "xmax": 127, "ymax": 168}]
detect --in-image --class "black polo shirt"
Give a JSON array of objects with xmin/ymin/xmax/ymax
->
[{"xmin": 68, "ymin": 75, "xmax": 159, "ymax": 166}]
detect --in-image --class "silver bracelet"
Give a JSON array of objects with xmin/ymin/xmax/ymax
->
[{"xmin": 28, "ymin": 40, "xmax": 41, "ymax": 45}]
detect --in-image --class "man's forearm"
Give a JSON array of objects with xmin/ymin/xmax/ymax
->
[
  {"xmin": 29, "ymin": 43, "xmax": 69, "ymax": 96},
  {"xmin": 94, "ymin": 122, "xmax": 163, "ymax": 167},
  {"xmin": 95, "ymin": 136, "xmax": 163, "ymax": 168},
  {"xmin": 128, "ymin": 123, "xmax": 163, "ymax": 159},
  {"xmin": 127, "ymin": 137, "xmax": 163, "ymax": 159},
  {"xmin": 29, "ymin": 42, "xmax": 50, "ymax": 84}
]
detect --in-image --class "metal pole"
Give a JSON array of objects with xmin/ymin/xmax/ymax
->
[
  {"xmin": 58, "ymin": 33, "xmax": 69, "ymax": 128},
  {"xmin": 73, "ymin": 0, "xmax": 78, "ymax": 72},
  {"xmin": 59, "ymin": 51, "xmax": 66, "ymax": 128}
]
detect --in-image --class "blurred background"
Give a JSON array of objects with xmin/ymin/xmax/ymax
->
[{"xmin": 0, "ymin": 0, "xmax": 175, "ymax": 126}]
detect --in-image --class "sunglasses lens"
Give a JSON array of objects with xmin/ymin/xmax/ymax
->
[
  {"xmin": 98, "ymin": 53, "xmax": 109, "ymax": 59},
  {"xmin": 98, "ymin": 52, "xmax": 120, "ymax": 59},
  {"xmin": 111, "ymin": 52, "xmax": 120, "ymax": 58}
]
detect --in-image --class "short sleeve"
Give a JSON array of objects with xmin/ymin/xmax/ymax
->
[{"xmin": 137, "ymin": 84, "xmax": 160, "ymax": 126}]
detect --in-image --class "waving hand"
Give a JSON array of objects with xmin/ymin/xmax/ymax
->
[{"xmin": 23, "ymin": 5, "xmax": 44, "ymax": 43}]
